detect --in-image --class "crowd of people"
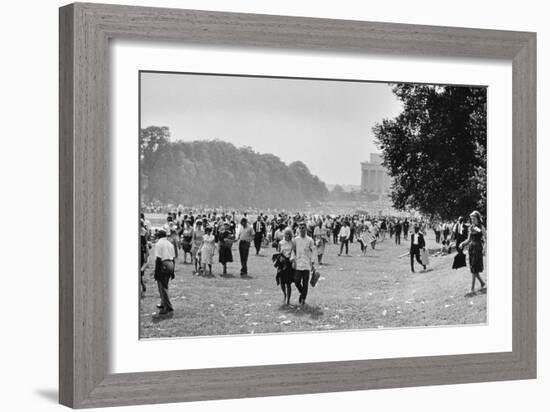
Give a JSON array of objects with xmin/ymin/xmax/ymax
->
[{"xmin": 141, "ymin": 207, "xmax": 487, "ymax": 316}]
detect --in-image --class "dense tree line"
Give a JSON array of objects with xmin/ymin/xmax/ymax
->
[
  {"xmin": 140, "ymin": 126, "xmax": 328, "ymax": 208},
  {"xmin": 373, "ymin": 84, "xmax": 487, "ymax": 221}
]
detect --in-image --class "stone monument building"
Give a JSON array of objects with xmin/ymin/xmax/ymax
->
[{"xmin": 361, "ymin": 153, "xmax": 391, "ymax": 196}]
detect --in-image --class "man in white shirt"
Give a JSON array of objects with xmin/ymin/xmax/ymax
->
[
  {"xmin": 154, "ymin": 229, "xmax": 176, "ymax": 315},
  {"xmin": 237, "ymin": 218, "xmax": 255, "ymax": 277},
  {"xmin": 293, "ymin": 222, "xmax": 315, "ymax": 305},
  {"xmin": 337, "ymin": 220, "xmax": 351, "ymax": 256}
]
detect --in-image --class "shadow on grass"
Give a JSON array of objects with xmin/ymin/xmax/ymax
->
[
  {"xmin": 151, "ymin": 311, "xmax": 174, "ymax": 323},
  {"xmin": 278, "ymin": 303, "xmax": 324, "ymax": 320},
  {"xmin": 219, "ymin": 273, "xmax": 236, "ymax": 279}
]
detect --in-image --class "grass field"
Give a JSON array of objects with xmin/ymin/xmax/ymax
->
[{"xmin": 139, "ymin": 233, "xmax": 487, "ymax": 338}]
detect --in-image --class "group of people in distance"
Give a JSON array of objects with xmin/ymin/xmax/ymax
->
[{"xmin": 140, "ymin": 206, "xmax": 487, "ymax": 316}]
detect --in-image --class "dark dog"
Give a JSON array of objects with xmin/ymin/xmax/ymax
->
[{"xmin": 272, "ymin": 253, "xmax": 294, "ymax": 305}]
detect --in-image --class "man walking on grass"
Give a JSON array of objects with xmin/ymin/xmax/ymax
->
[
  {"xmin": 337, "ymin": 220, "xmax": 351, "ymax": 256},
  {"xmin": 293, "ymin": 221, "xmax": 315, "ymax": 305},
  {"xmin": 394, "ymin": 220, "xmax": 402, "ymax": 245},
  {"xmin": 237, "ymin": 217, "xmax": 255, "ymax": 277},
  {"xmin": 409, "ymin": 225, "xmax": 426, "ymax": 273},
  {"xmin": 154, "ymin": 229, "xmax": 176, "ymax": 316},
  {"xmin": 253, "ymin": 215, "xmax": 266, "ymax": 255}
]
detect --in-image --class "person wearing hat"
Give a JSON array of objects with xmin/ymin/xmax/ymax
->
[
  {"xmin": 153, "ymin": 229, "xmax": 176, "ymax": 316},
  {"xmin": 409, "ymin": 225, "xmax": 426, "ymax": 272},
  {"xmin": 236, "ymin": 217, "xmax": 255, "ymax": 277},
  {"xmin": 460, "ymin": 210, "xmax": 487, "ymax": 296}
]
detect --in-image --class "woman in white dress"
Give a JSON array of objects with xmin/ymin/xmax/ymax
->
[{"xmin": 199, "ymin": 226, "xmax": 216, "ymax": 276}]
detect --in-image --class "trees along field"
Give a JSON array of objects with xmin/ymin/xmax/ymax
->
[{"xmin": 139, "ymin": 126, "xmax": 328, "ymax": 208}]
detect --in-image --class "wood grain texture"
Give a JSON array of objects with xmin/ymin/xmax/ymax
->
[
  {"xmin": 59, "ymin": 4, "xmax": 74, "ymax": 407},
  {"xmin": 58, "ymin": 2, "xmax": 537, "ymax": 408},
  {"xmin": 512, "ymin": 35, "xmax": 537, "ymax": 374}
]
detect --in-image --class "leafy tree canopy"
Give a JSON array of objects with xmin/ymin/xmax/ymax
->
[{"xmin": 373, "ymin": 84, "xmax": 487, "ymax": 220}]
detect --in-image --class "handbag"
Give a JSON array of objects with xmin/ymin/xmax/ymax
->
[
  {"xmin": 310, "ymin": 268, "xmax": 320, "ymax": 287},
  {"xmin": 420, "ymin": 248, "xmax": 430, "ymax": 265},
  {"xmin": 452, "ymin": 251, "xmax": 467, "ymax": 269}
]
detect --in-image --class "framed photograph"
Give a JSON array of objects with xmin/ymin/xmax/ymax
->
[{"xmin": 59, "ymin": 3, "xmax": 536, "ymax": 408}]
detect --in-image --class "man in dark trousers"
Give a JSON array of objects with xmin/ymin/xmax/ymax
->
[
  {"xmin": 293, "ymin": 221, "xmax": 315, "ymax": 305},
  {"xmin": 154, "ymin": 229, "xmax": 176, "ymax": 316},
  {"xmin": 394, "ymin": 220, "xmax": 402, "ymax": 245},
  {"xmin": 409, "ymin": 225, "xmax": 426, "ymax": 272},
  {"xmin": 237, "ymin": 217, "xmax": 255, "ymax": 277},
  {"xmin": 253, "ymin": 215, "xmax": 266, "ymax": 255}
]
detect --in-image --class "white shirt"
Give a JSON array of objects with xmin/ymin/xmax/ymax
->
[
  {"xmin": 338, "ymin": 226, "xmax": 350, "ymax": 239},
  {"xmin": 279, "ymin": 239, "xmax": 294, "ymax": 259},
  {"xmin": 453, "ymin": 222, "xmax": 464, "ymax": 235},
  {"xmin": 294, "ymin": 235, "xmax": 314, "ymax": 271},
  {"xmin": 154, "ymin": 238, "xmax": 176, "ymax": 261},
  {"xmin": 236, "ymin": 224, "xmax": 255, "ymax": 242}
]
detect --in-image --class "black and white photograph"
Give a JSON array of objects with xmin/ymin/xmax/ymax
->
[
  {"xmin": 139, "ymin": 71, "xmax": 488, "ymax": 338},
  {"xmin": 3, "ymin": 0, "xmax": 544, "ymax": 410}
]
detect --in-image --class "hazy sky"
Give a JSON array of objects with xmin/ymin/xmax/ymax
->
[{"xmin": 140, "ymin": 72, "xmax": 403, "ymax": 186}]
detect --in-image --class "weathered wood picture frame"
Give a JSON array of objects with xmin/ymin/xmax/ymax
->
[{"xmin": 59, "ymin": 2, "xmax": 536, "ymax": 408}]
